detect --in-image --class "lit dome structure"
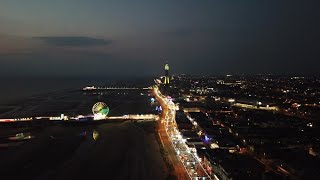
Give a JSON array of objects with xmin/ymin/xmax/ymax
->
[{"xmin": 92, "ymin": 102, "xmax": 109, "ymax": 120}]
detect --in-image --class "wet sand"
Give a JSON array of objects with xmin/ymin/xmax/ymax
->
[{"xmin": 0, "ymin": 121, "xmax": 167, "ymax": 180}]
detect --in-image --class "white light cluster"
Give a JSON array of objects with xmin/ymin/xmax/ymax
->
[{"xmin": 94, "ymin": 113, "xmax": 106, "ymax": 120}]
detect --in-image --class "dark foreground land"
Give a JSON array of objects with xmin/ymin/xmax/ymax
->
[{"xmin": 0, "ymin": 121, "xmax": 167, "ymax": 180}]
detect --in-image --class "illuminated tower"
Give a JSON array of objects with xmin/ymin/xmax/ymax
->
[{"xmin": 164, "ymin": 63, "xmax": 170, "ymax": 85}]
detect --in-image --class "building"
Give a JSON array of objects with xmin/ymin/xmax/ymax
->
[{"xmin": 203, "ymin": 149, "xmax": 265, "ymax": 180}]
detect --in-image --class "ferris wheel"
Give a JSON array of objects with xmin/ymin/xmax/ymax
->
[{"xmin": 92, "ymin": 102, "xmax": 109, "ymax": 119}]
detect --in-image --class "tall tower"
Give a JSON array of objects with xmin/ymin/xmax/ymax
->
[{"xmin": 164, "ymin": 63, "xmax": 170, "ymax": 85}]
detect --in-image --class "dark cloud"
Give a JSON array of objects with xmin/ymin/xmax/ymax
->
[{"xmin": 33, "ymin": 36, "xmax": 112, "ymax": 47}]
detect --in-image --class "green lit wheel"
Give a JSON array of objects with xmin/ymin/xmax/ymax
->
[{"xmin": 92, "ymin": 102, "xmax": 109, "ymax": 116}]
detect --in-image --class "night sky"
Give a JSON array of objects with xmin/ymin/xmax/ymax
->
[{"xmin": 0, "ymin": 0, "xmax": 319, "ymax": 77}]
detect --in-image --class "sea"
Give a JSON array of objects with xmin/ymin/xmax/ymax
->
[
  {"xmin": 0, "ymin": 77, "xmax": 109, "ymax": 105},
  {"xmin": 0, "ymin": 76, "xmax": 153, "ymax": 105}
]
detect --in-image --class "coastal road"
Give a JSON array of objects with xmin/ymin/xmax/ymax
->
[{"xmin": 153, "ymin": 88, "xmax": 190, "ymax": 180}]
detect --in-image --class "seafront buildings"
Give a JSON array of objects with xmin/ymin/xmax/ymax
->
[{"xmin": 158, "ymin": 71, "xmax": 320, "ymax": 179}]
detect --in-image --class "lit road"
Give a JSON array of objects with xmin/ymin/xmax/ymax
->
[
  {"xmin": 0, "ymin": 114, "xmax": 159, "ymax": 122},
  {"xmin": 106, "ymin": 114, "xmax": 159, "ymax": 121},
  {"xmin": 154, "ymin": 89, "xmax": 190, "ymax": 180},
  {"xmin": 153, "ymin": 87, "xmax": 211, "ymax": 180}
]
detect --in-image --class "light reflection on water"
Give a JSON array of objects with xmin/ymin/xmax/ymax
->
[
  {"xmin": 0, "ymin": 132, "xmax": 34, "ymax": 147},
  {"xmin": 93, "ymin": 130, "xmax": 99, "ymax": 141},
  {"xmin": 1, "ymin": 127, "xmax": 100, "ymax": 149},
  {"xmin": 8, "ymin": 132, "xmax": 34, "ymax": 141},
  {"xmin": 79, "ymin": 130, "xmax": 99, "ymax": 141}
]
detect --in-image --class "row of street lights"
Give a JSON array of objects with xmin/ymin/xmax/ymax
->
[{"xmin": 160, "ymin": 93, "xmax": 211, "ymax": 180}]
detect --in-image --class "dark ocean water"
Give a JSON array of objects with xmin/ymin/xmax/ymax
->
[
  {"xmin": 0, "ymin": 77, "xmax": 153, "ymax": 105},
  {"xmin": 0, "ymin": 77, "xmax": 106, "ymax": 105}
]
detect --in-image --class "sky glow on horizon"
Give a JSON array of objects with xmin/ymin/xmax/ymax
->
[{"xmin": 0, "ymin": 0, "xmax": 319, "ymax": 77}]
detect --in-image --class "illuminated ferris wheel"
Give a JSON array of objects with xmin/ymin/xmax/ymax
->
[{"xmin": 92, "ymin": 102, "xmax": 109, "ymax": 119}]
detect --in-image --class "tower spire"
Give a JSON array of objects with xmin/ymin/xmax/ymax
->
[{"xmin": 164, "ymin": 62, "xmax": 169, "ymax": 84}]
